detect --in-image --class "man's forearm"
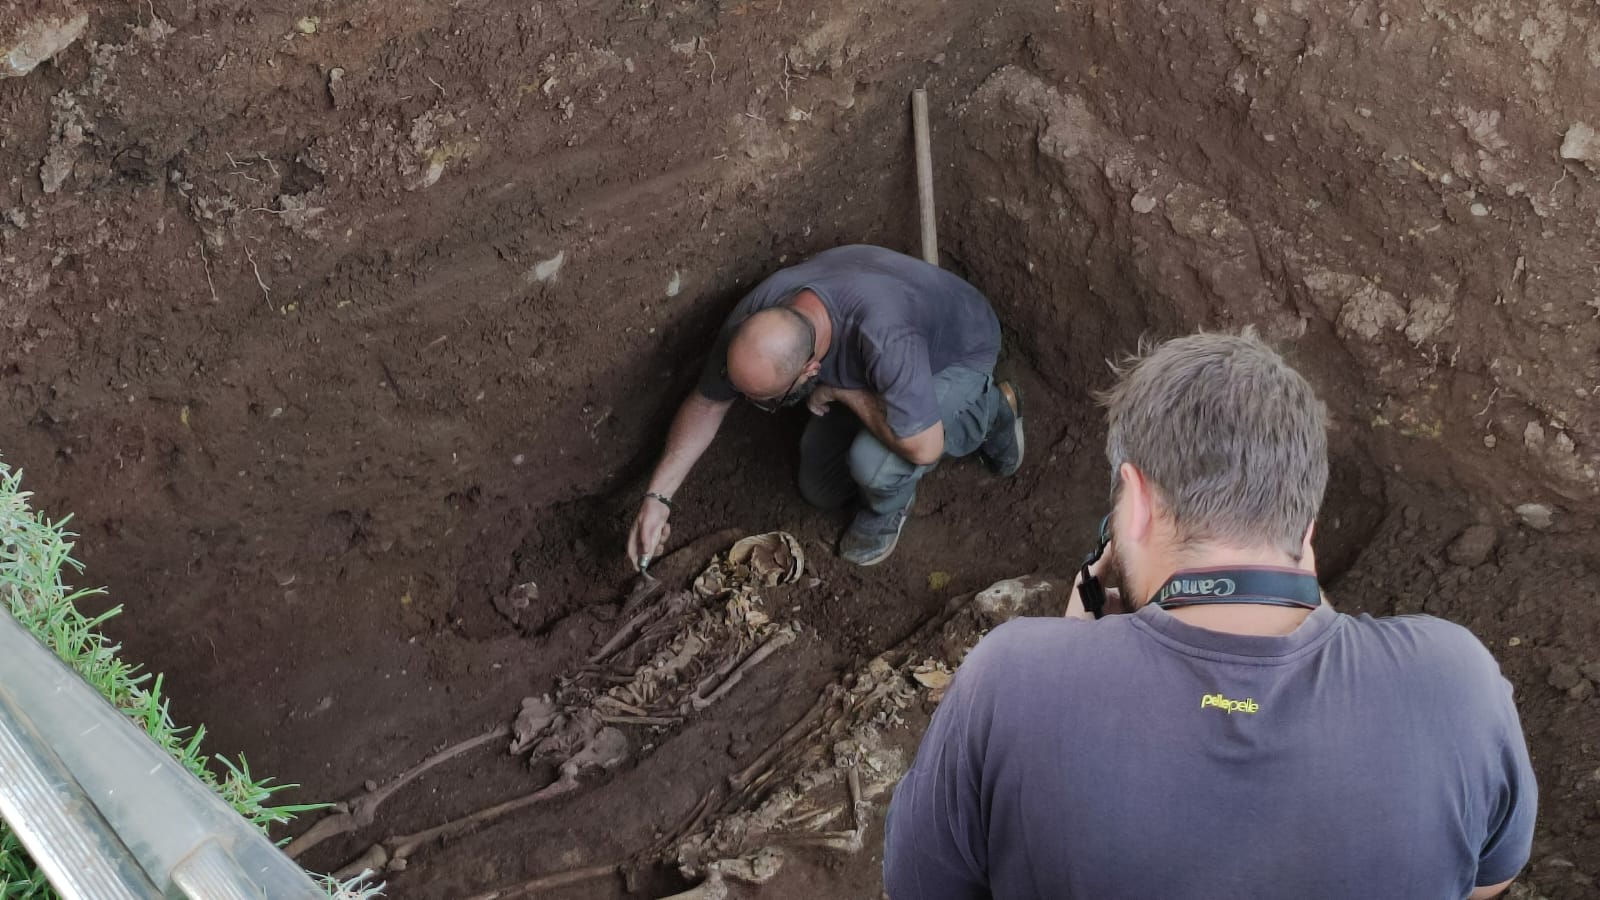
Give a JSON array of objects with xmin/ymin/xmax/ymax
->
[
  {"xmin": 832, "ymin": 388, "xmax": 943, "ymax": 466},
  {"xmin": 832, "ymin": 388, "xmax": 895, "ymax": 446},
  {"xmin": 648, "ymin": 392, "xmax": 732, "ymax": 497}
]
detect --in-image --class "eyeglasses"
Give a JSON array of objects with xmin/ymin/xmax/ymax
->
[{"xmin": 749, "ymin": 369, "xmax": 809, "ymax": 413}]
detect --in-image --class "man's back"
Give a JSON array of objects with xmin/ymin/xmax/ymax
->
[
  {"xmin": 699, "ymin": 245, "xmax": 1001, "ymax": 401},
  {"xmin": 884, "ymin": 603, "xmax": 1536, "ymax": 899}
]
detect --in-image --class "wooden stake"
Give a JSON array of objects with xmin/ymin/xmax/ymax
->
[{"xmin": 912, "ymin": 89, "xmax": 938, "ymax": 266}]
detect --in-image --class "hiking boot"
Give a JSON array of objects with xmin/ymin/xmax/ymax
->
[
  {"xmin": 839, "ymin": 500, "xmax": 914, "ymax": 567},
  {"xmin": 981, "ymin": 380, "xmax": 1025, "ymax": 477}
]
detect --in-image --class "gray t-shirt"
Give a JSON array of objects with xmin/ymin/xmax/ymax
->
[
  {"xmin": 884, "ymin": 602, "xmax": 1537, "ymax": 899},
  {"xmin": 697, "ymin": 245, "xmax": 1001, "ymax": 438}
]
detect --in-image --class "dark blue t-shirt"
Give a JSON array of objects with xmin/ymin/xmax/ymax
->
[
  {"xmin": 884, "ymin": 602, "xmax": 1537, "ymax": 899},
  {"xmin": 698, "ymin": 245, "xmax": 1001, "ymax": 438}
]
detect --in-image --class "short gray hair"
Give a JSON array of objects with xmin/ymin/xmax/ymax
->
[{"xmin": 1100, "ymin": 330, "xmax": 1327, "ymax": 556}]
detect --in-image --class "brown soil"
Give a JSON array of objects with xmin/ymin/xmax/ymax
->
[{"xmin": 2, "ymin": 0, "xmax": 1597, "ymax": 898}]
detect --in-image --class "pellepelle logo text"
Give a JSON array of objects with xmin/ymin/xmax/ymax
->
[{"xmin": 1200, "ymin": 693, "xmax": 1260, "ymax": 714}]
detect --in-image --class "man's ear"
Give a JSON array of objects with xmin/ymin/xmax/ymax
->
[
  {"xmin": 1117, "ymin": 462, "xmax": 1155, "ymax": 548},
  {"xmin": 1300, "ymin": 520, "xmax": 1318, "ymax": 572},
  {"xmin": 804, "ymin": 359, "xmax": 822, "ymax": 378}
]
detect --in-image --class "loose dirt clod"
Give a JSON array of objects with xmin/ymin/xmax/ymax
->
[
  {"xmin": 1445, "ymin": 525, "xmax": 1499, "ymax": 567},
  {"xmin": 1, "ymin": 7, "xmax": 87, "ymax": 78},
  {"xmin": 1560, "ymin": 123, "xmax": 1600, "ymax": 169}
]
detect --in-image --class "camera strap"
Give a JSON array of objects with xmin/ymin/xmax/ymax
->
[{"xmin": 1150, "ymin": 566, "xmax": 1321, "ymax": 611}]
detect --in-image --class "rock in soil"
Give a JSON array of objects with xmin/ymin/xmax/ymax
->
[
  {"xmin": 0, "ymin": 4, "xmax": 86, "ymax": 78},
  {"xmin": 1516, "ymin": 503, "xmax": 1556, "ymax": 530},
  {"xmin": 1548, "ymin": 663, "xmax": 1583, "ymax": 692},
  {"xmin": 1445, "ymin": 525, "xmax": 1499, "ymax": 567},
  {"xmin": 1560, "ymin": 123, "xmax": 1600, "ymax": 170}
]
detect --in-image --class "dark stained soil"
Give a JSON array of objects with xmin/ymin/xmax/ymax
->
[{"xmin": 2, "ymin": 0, "xmax": 1597, "ymax": 897}]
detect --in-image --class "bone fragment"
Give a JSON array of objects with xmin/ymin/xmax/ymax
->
[
  {"xmin": 338, "ymin": 728, "xmax": 628, "ymax": 875},
  {"xmin": 459, "ymin": 863, "xmax": 619, "ymax": 900},
  {"xmin": 729, "ymin": 685, "xmax": 840, "ymax": 789},
  {"xmin": 509, "ymin": 695, "xmax": 558, "ymax": 753},
  {"xmin": 690, "ymin": 628, "xmax": 796, "ymax": 711},
  {"xmin": 286, "ymin": 723, "xmax": 509, "ymax": 859}
]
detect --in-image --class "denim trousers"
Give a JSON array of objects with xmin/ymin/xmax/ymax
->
[{"xmin": 796, "ymin": 365, "xmax": 1002, "ymax": 517}]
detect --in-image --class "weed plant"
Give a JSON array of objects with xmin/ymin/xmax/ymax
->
[{"xmin": 0, "ymin": 464, "xmax": 380, "ymax": 898}]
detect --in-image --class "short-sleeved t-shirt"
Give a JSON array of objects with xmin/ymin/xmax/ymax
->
[
  {"xmin": 697, "ymin": 245, "xmax": 1001, "ymax": 438},
  {"xmin": 884, "ymin": 602, "xmax": 1537, "ymax": 900}
]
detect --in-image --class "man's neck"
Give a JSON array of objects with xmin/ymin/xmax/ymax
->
[
  {"xmin": 1141, "ymin": 544, "xmax": 1320, "ymax": 638},
  {"xmin": 790, "ymin": 289, "xmax": 833, "ymax": 358}
]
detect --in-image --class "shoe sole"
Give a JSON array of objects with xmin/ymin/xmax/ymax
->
[{"xmin": 995, "ymin": 381, "xmax": 1025, "ymax": 477}]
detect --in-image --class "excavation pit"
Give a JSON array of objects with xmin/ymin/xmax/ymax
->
[{"xmin": 2, "ymin": 1, "xmax": 1597, "ymax": 897}]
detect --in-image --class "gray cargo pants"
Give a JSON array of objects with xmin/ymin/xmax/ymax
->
[{"xmin": 797, "ymin": 365, "xmax": 1003, "ymax": 517}]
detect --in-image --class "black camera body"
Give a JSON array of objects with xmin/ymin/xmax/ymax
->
[{"xmin": 1078, "ymin": 514, "xmax": 1111, "ymax": 618}]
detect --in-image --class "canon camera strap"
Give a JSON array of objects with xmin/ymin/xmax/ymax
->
[{"xmin": 1150, "ymin": 566, "xmax": 1322, "ymax": 612}]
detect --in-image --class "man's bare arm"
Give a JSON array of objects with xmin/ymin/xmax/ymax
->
[
  {"xmin": 627, "ymin": 392, "xmax": 733, "ymax": 567},
  {"xmin": 819, "ymin": 386, "xmax": 944, "ymax": 466},
  {"xmin": 649, "ymin": 392, "xmax": 734, "ymax": 496},
  {"xmin": 1469, "ymin": 879, "xmax": 1514, "ymax": 900}
]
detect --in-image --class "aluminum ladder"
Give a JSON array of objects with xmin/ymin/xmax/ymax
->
[{"xmin": 0, "ymin": 607, "xmax": 326, "ymax": 899}]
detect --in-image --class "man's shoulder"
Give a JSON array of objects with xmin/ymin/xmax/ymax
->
[
  {"xmin": 1341, "ymin": 610, "xmax": 1495, "ymax": 657},
  {"xmin": 1337, "ymin": 610, "xmax": 1510, "ymax": 698},
  {"xmin": 961, "ymin": 616, "xmax": 1133, "ymax": 679}
]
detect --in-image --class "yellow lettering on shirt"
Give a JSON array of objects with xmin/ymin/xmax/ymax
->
[{"xmin": 1200, "ymin": 693, "xmax": 1261, "ymax": 715}]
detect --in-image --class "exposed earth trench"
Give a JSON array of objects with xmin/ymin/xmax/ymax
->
[{"xmin": 2, "ymin": 0, "xmax": 1599, "ymax": 897}]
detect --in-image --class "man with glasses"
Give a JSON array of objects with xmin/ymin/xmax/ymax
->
[{"xmin": 626, "ymin": 244, "xmax": 1021, "ymax": 569}]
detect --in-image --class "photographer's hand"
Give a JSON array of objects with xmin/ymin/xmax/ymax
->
[{"xmin": 1064, "ymin": 541, "xmax": 1120, "ymax": 620}]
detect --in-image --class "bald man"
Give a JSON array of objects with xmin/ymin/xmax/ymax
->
[{"xmin": 627, "ymin": 244, "xmax": 1022, "ymax": 568}]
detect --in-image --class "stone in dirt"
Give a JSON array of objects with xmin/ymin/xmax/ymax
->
[
  {"xmin": 1547, "ymin": 663, "xmax": 1582, "ymax": 692},
  {"xmin": 1580, "ymin": 662, "xmax": 1600, "ymax": 684},
  {"xmin": 1444, "ymin": 525, "xmax": 1499, "ymax": 567},
  {"xmin": 1515, "ymin": 503, "xmax": 1554, "ymax": 530},
  {"xmin": 1560, "ymin": 123, "xmax": 1600, "ymax": 170},
  {"xmin": 1, "ymin": 6, "xmax": 87, "ymax": 78},
  {"xmin": 1523, "ymin": 421, "xmax": 1546, "ymax": 451}
]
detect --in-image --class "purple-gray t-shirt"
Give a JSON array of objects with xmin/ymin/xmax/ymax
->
[
  {"xmin": 697, "ymin": 245, "xmax": 1000, "ymax": 438},
  {"xmin": 884, "ymin": 602, "xmax": 1537, "ymax": 899}
]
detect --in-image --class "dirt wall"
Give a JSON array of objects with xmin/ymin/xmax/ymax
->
[{"xmin": 943, "ymin": 0, "xmax": 1600, "ymax": 534}]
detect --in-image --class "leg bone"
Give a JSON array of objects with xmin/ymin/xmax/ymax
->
[{"xmin": 286, "ymin": 723, "xmax": 509, "ymax": 859}]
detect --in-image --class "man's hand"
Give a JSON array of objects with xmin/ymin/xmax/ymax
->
[
  {"xmin": 622, "ymin": 392, "xmax": 732, "ymax": 571},
  {"xmin": 817, "ymin": 386, "xmax": 944, "ymax": 466},
  {"xmin": 806, "ymin": 384, "xmax": 840, "ymax": 417},
  {"xmin": 627, "ymin": 498, "xmax": 672, "ymax": 571},
  {"xmin": 1064, "ymin": 540, "xmax": 1120, "ymax": 620}
]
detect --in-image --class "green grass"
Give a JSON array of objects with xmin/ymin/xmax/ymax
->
[{"xmin": 0, "ymin": 463, "xmax": 381, "ymax": 898}]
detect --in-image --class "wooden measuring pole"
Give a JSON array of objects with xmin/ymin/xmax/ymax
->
[{"xmin": 912, "ymin": 88, "xmax": 938, "ymax": 266}]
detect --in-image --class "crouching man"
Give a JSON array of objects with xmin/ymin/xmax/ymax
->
[
  {"xmin": 885, "ymin": 331, "xmax": 1536, "ymax": 899},
  {"xmin": 627, "ymin": 245, "xmax": 1023, "ymax": 569}
]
